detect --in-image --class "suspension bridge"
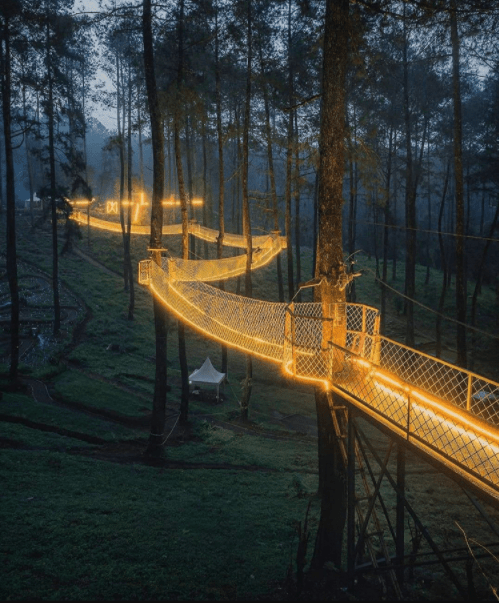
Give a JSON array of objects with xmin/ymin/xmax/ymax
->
[
  {"xmin": 71, "ymin": 209, "xmax": 499, "ymax": 594},
  {"xmin": 73, "ymin": 211, "xmax": 499, "ymax": 505}
]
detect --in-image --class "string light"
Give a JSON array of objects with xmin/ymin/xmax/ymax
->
[{"xmin": 73, "ymin": 206, "xmax": 499, "ymax": 498}]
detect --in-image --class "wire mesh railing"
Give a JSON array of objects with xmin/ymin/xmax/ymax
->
[
  {"xmin": 165, "ymin": 234, "xmax": 282, "ymax": 282},
  {"xmin": 139, "ymin": 254, "xmax": 499, "ymax": 499},
  {"xmin": 72, "ymin": 213, "xmax": 287, "ymax": 249},
  {"xmin": 327, "ymin": 340, "xmax": 499, "ymax": 498}
]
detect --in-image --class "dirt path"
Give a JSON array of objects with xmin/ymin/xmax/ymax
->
[{"xmin": 72, "ymin": 245, "xmax": 122, "ymax": 278}]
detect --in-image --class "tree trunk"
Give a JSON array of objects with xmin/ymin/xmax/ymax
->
[
  {"xmin": 425, "ymin": 135, "xmax": 431, "ymax": 285},
  {"xmin": 259, "ymin": 45, "xmax": 284, "ymax": 302},
  {"xmin": 81, "ymin": 60, "xmax": 91, "ymax": 248},
  {"xmin": 392, "ymin": 169, "xmax": 398, "ymax": 281},
  {"xmin": 294, "ymin": 109, "xmax": 301, "ymax": 300},
  {"xmin": 402, "ymin": 13, "xmax": 415, "ymax": 347},
  {"xmin": 201, "ymin": 114, "xmax": 209, "ymax": 258},
  {"xmin": 381, "ymin": 124, "xmax": 394, "ymax": 334},
  {"xmin": 46, "ymin": 15, "xmax": 60, "ymax": 335},
  {"xmin": 240, "ymin": 0, "xmax": 253, "ymax": 422},
  {"xmin": 126, "ymin": 59, "xmax": 134, "ymax": 320},
  {"xmin": 175, "ymin": 0, "xmax": 190, "ymax": 424},
  {"xmin": 21, "ymin": 66, "xmax": 35, "ymax": 229},
  {"xmin": 117, "ymin": 52, "xmax": 129, "ymax": 293},
  {"xmin": 0, "ymin": 111, "xmax": 4, "ymax": 215},
  {"xmin": 138, "ymin": 85, "xmax": 145, "ymax": 191},
  {"xmin": 346, "ymin": 107, "xmax": 357, "ymax": 302},
  {"xmin": 1, "ymin": 15, "xmax": 20, "ymax": 384},
  {"xmin": 215, "ymin": 3, "xmax": 228, "ymax": 374},
  {"xmin": 450, "ymin": 0, "xmax": 467, "ymax": 368},
  {"xmin": 436, "ymin": 161, "xmax": 450, "ymax": 359},
  {"xmin": 311, "ymin": 0, "xmax": 349, "ymax": 571},
  {"xmin": 285, "ymin": 0, "xmax": 294, "ymax": 301},
  {"xmin": 185, "ymin": 114, "xmax": 195, "ymax": 260},
  {"xmin": 142, "ymin": 0, "xmax": 168, "ymax": 457}
]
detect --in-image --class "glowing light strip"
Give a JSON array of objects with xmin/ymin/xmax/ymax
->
[
  {"xmin": 149, "ymin": 278, "xmax": 283, "ymax": 364},
  {"xmin": 71, "ymin": 214, "xmax": 285, "ymax": 249},
  {"xmin": 356, "ymin": 356, "xmax": 499, "ymax": 446},
  {"xmin": 167, "ymin": 244, "xmax": 279, "ymax": 283},
  {"xmin": 163, "ymin": 198, "xmax": 204, "ymax": 206},
  {"xmin": 373, "ymin": 380, "xmax": 408, "ymax": 403},
  {"xmin": 412, "ymin": 402, "xmax": 499, "ymax": 458},
  {"xmin": 152, "ymin": 262, "xmax": 284, "ymax": 351},
  {"xmin": 70, "ymin": 200, "xmax": 92, "ymax": 206},
  {"xmin": 283, "ymin": 359, "xmax": 330, "ymax": 390},
  {"xmin": 141, "ymin": 251, "xmax": 499, "ymax": 495},
  {"xmin": 410, "ymin": 389, "xmax": 499, "ymax": 446},
  {"xmin": 134, "ymin": 203, "xmax": 141, "ymax": 223}
]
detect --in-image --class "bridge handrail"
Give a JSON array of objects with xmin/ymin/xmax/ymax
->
[
  {"xmin": 376, "ymin": 335, "xmax": 499, "ymax": 426},
  {"xmin": 326, "ymin": 339, "xmax": 499, "ymax": 499}
]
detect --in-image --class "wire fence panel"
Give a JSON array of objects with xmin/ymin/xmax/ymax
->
[
  {"xmin": 165, "ymin": 235, "xmax": 282, "ymax": 283},
  {"xmin": 73, "ymin": 214, "xmax": 287, "ymax": 249},
  {"xmin": 140, "ymin": 253, "xmax": 499, "ymax": 499},
  {"xmin": 149, "ymin": 261, "xmax": 286, "ymax": 363},
  {"xmin": 328, "ymin": 341, "xmax": 499, "ymax": 498}
]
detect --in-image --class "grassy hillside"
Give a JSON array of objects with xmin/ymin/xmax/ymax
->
[{"xmin": 1, "ymin": 213, "xmax": 499, "ymax": 600}]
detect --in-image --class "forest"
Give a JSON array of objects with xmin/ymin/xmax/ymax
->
[{"xmin": 2, "ymin": 0, "xmax": 499, "ymax": 600}]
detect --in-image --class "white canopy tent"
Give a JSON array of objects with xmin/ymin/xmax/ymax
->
[{"xmin": 189, "ymin": 357, "xmax": 226, "ymax": 400}]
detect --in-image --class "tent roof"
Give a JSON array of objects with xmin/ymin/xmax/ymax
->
[{"xmin": 189, "ymin": 357, "xmax": 225, "ymax": 385}]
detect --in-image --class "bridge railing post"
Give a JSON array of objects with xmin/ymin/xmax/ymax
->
[
  {"xmin": 466, "ymin": 374, "xmax": 473, "ymax": 412},
  {"xmin": 283, "ymin": 304, "xmax": 294, "ymax": 376},
  {"xmin": 290, "ymin": 305, "xmax": 297, "ymax": 376},
  {"xmin": 370, "ymin": 313, "xmax": 381, "ymax": 364},
  {"xmin": 406, "ymin": 389, "xmax": 412, "ymax": 441},
  {"xmin": 138, "ymin": 259, "xmax": 152, "ymax": 285},
  {"xmin": 359, "ymin": 305, "xmax": 367, "ymax": 357}
]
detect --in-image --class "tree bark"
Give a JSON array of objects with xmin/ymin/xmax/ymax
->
[
  {"xmin": 21, "ymin": 64, "xmax": 35, "ymax": 229},
  {"xmin": 381, "ymin": 124, "xmax": 394, "ymax": 334},
  {"xmin": 402, "ymin": 12, "xmax": 415, "ymax": 347},
  {"xmin": 259, "ymin": 45, "xmax": 284, "ymax": 302},
  {"xmin": 201, "ymin": 114, "xmax": 208, "ymax": 258},
  {"xmin": 436, "ymin": 161, "xmax": 450, "ymax": 359},
  {"xmin": 311, "ymin": 0, "xmax": 349, "ymax": 571},
  {"xmin": 450, "ymin": 0, "xmax": 467, "ymax": 368},
  {"xmin": 294, "ymin": 108, "xmax": 301, "ymax": 300},
  {"xmin": 346, "ymin": 106, "xmax": 357, "ymax": 302},
  {"xmin": 285, "ymin": 0, "xmax": 294, "ymax": 300},
  {"xmin": 215, "ymin": 2, "xmax": 228, "ymax": 373},
  {"xmin": 126, "ymin": 58, "xmax": 134, "ymax": 320},
  {"xmin": 185, "ymin": 114, "xmax": 195, "ymax": 260},
  {"xmin": 1, "ymin": 14, "xmax": 20, "ymax": 384},
  {"xmin": 142, "ymin": 0, "xmax": 167, "ymax": 457},
  {"xmin": 240, "ymin": 0, "xmax": 253, "ymax": 421},
  {"xmin": 117, "ymin": 52, "xmax": 129, "ymax": 293},
  {"xmin": 175, "ymin": 0, "xmax": 190, "ymax": 424},
  {"xmin": 46, "ymin": 12, "xmax": 61, "ymax": 335},
  {"xmin": 425, "ymin": 135, "xmax": 431, "ymax": 285}
]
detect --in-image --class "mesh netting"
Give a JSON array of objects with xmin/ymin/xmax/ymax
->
[
  {"xmin": 137, "ymin": 246, "xmax": 499, "ymax": 499},
  {"xmin": 72, "ymin": 213, "xmax": 287, "ymax": 249},
  {"xmin": 328, "ymin": 341, "xmax": 499, "ymax": 497},
  {"xmin": 147, "ymin": 260, "xmax": 286, "ymax": 362},
  {"xmin": 164, "ymin": 235, "xmax": 282, "ymax": 282},
  {"xmin": 72, "ymin": 213, "xmax": 151, "ymax": 234}
]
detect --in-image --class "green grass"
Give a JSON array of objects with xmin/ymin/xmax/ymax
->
[
  {"xmin": 2, "ymin": 213, "xmax": 499, "ymax": 600},
  {"xmin": 52, "ymin": 369, "xmax": 152, "ymax": 418},
  {"xmin": 0, "ymin": 214, "xmax": 323, "ymax": 600},
  {"xmin": 0, "ymin": 389, "xmax": 144, "ymax": 441},
  {"xmin": 1, "ymin": 449, "xmax": 318, "ymax": 601},
  {"xmin": 0, "ymin": 421, "xmax": 96, "ymax": 449},
  {"xmin": 167, "ymin": 420, "xmax": 319, "ymax": 474}
]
